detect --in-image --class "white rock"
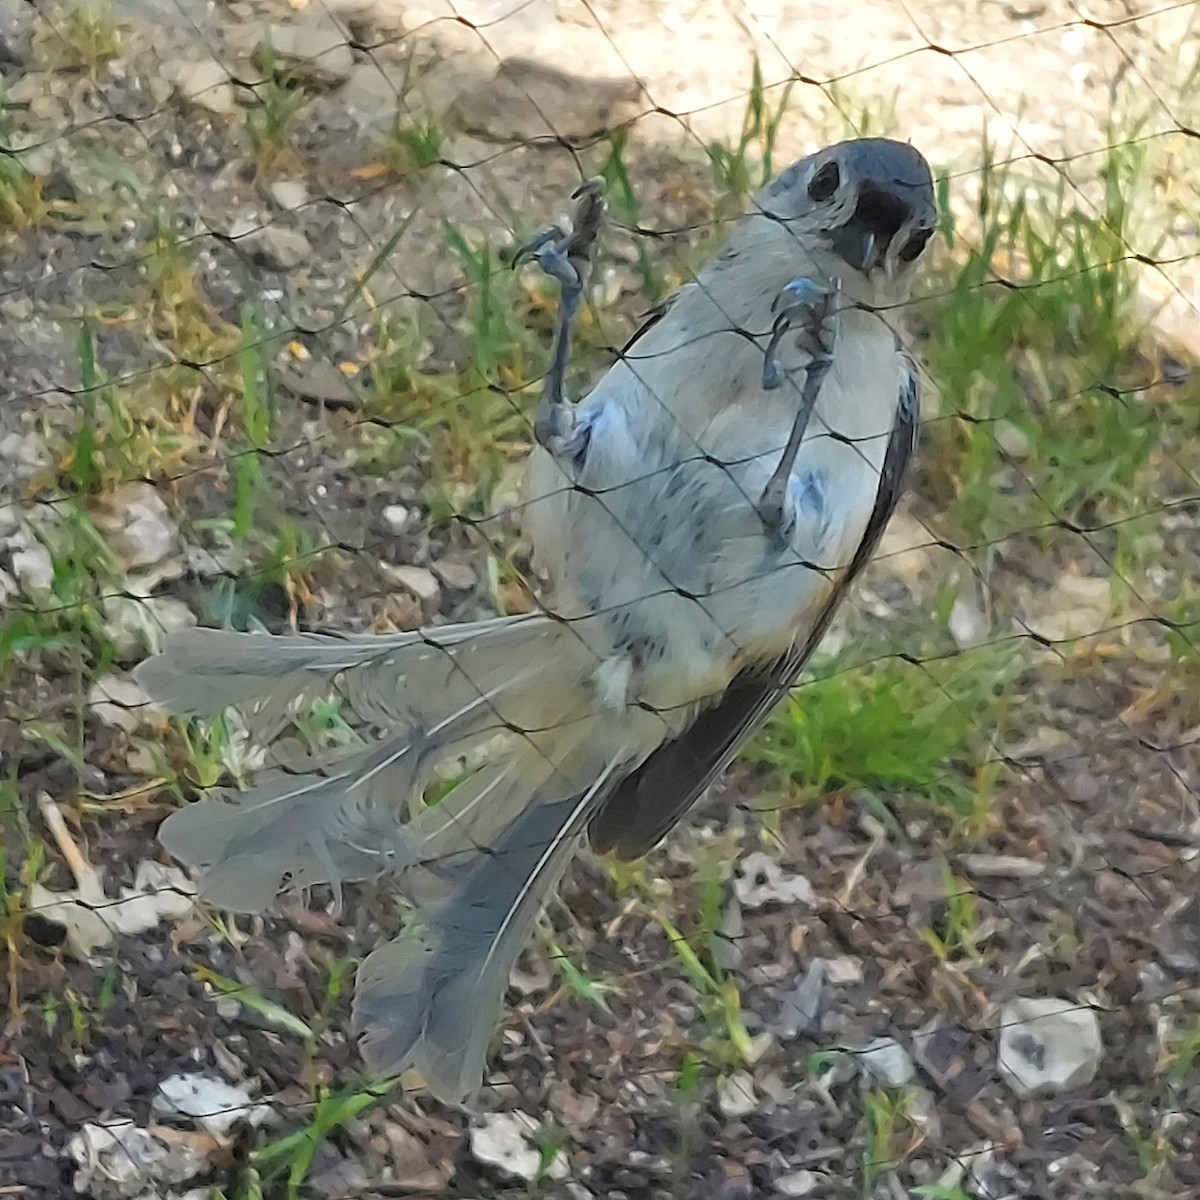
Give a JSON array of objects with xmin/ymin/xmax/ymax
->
[
  {"xmin": 269, "ymin": 17, "xmax": 355, "ymax": 84},
  {"xmin": 825, "ymin": 955, "xmax": 864, "ymax": 985},
  {"xmin": 470, "ymin": 1111, "xmax": 566, "ymax": 1182},
  {"xmin": 0, "ymin": 430, "xmax": 51, "ymax": 472},
  {"xmin": 154, "ymin": 1074, "xmax": 272, "ymax": 1136},
  {"xmin": 994, "ymin": 420, "xmax": 1031, "ymax": 460},
  {"xmin": 733, "ymin": 852, "xmax": 815, "ymax": 910},
  {"xmin": 270, "ymin": 179, "xmax": 309, "ymax": 210},
  {"xmin": 949, "ymin": 592, "xmax": 988, "ymax": 648},
  {"xmin": 9, "ymin": 531, "xmax": 54, "ymax": 594},
  {"xmin": 382, "ymin": 562, "xmax": 442, "ymax": 611},
  {"xmin": 381, "ymin": 503, "xmax": 410, "ymax": 534},
  {"xmin": 717, "ymin": 1071, "xmax": 757, "ymax": 1118},
  {"xmin": 102, "ymin": 593, "xmax": 197, "ymax": 657},
  {"xmin": 89, "ymin": 674, "xmax": 153, "ymax": 733},
  {"xmin": 776, "ymin": 1170, "xmax": 821, "ymax": 1197},
  {"xmin": 246, "ymin": 225, "xmax": 312, "ymax": 271},
  {"xmin": 68, "ymin": 1120, "xmax": 212, "ymax": 1196},
  {"xmin": 94, "ymin": 483, "xmax": 178, "ymax": 571},
  {"xmin": 854, "ymin": 1036, "xmax": 916, "ymax": 1087},
  {"xmin": 997, "ymin": 996, "xmax": 1103, "ymax": 1097},
  {"xmin": 169, "ymin": 59, "xmax": 236, "ymax": 115}
]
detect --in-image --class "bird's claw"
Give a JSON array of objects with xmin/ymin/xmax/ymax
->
[
  {"xmin": 758, "ymin": 276, "xmax": 839, "ymax": 541},
  {"xmin": 512, "ymin": 178, "xmax": 607, "ymax": 461},
  {"xmin": 762, "ymin": 276, "xmax": 836, "ymax": 391}
]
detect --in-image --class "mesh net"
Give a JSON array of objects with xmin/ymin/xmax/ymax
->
[{"xmin": 1, "ymin": 0, "xmax": 1198, "ymax": 1196}]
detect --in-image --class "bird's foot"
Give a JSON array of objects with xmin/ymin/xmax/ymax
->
[
  {"xmin": 761, "ymin": 277, "xmax": 836, "ymax": 391},
  {"xmin": 511, "ymin": 179, "xmax": 606, "ymax": 460},
  {"xmin": 757, "ymin": 278, "xmax": 839, "ymax": 541}
]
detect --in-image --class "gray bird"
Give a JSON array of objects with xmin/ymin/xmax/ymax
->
[{"xmin": 136, "ymin": 137, "xmax": 938, "ymax": 1102}]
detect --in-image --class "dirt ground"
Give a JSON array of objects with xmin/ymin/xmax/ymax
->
[{"xmin": 1, "ymin": 0, "xmax": 1198, "ymax": 1197}]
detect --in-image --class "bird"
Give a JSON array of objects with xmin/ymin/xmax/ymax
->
[{"xmin": 136, "ymin": 136, "xmax": 939, "ymax": 1102}]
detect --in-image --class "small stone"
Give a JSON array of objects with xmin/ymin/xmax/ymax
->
[
  {"xmin": 154, "ymin": 1074, "xmax": 271, "ymax": 1137},
  {"xmin": 717, "ymin": 1071, "xmax": 757, "ymax": 1118},
  {"xmin": 775, "ymin": 958, "xmax": 825, "ymax": 1040},
  {"xmin": 854, "ymin": 1036, "xmax": 916, "ymax": 1087},
  {"xmin": 89, "ymin": 674, "xmax": 154, "ymax": 734},
  {"xmin": 382, "ymin": 563, "xmax": 441, "ymax": 613},
  {"xmin": 381, "ymin": 504, "xmax": 410, "ymax": 534},
  {"xmin": 733, "ymin": 852, "xmax": 815, "ymax": 910},
  {"xmin": 169, "ymin": 59, "xmax": 236, "ymax": 115},
  {"xmin": 994, "ymin": 420, "xmax": 1031, "ymax": 460},
  {"xmin": 270, "ymin": 179, "xmax": 309, "ymax": 210},
  {"xmin": 245, "ymin": 226, "xmax": 312, "ymax": 271},
  {"xmin": 958, "ymin": 853, "xmax": 1045, "ymax": 880},
  {"xmin": 93, "ymin": 483, "xmax": 178, "ymax": 571},
  {"xmin": 9, "ymin": 532, "xmax": 53, "ymax": 594},
  {"xmin": 102, "ymin": 594, "xmax": 196, "ymax": 657},
  {"xmin": 997, "ymin": 996, "xmax": 1103, "ymax": 1097},
  {"xmin": 825, "ymin": 956, "xmax": 864, "ymax": 985},
  {"xmin": 267, "ymin": 17, "xmax": 355, "ymax": 86},
  {"xmin": 432, "ymin": 557, "xmax": 477, "ymax": 591},
  {"xmin": 0, "ymin": 430, "xmax": 50, "ymax": 472},
  {"xmin": 775, "ymin": 1170, "xmax": 821, "ymax": 1197},
  {"xmin": 949, "ymin": 592, "xmax": 988, "ymax": 648},
  {"xmin": 470, "ymin": 1111, "xmax": 564, "ymax": 1182}
]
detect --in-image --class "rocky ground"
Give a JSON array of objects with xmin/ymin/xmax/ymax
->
[{"xmin": 1, "ymin": 0, "xmax": 1199, "ymax": 1198}]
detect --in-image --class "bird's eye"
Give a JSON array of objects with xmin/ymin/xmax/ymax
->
[
  {"xmin": 807, "ymin": 161, "xmax": 840, "ymax": 202},
  {"xmin": 898, "ymin": 228, "xmax": 933, "ymax": 262}
]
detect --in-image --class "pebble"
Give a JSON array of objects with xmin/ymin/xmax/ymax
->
[
  {"xmin": 382, "ymin": 563, "xmax": 442, "ymax": 613},
  {"xmin": 854, "ymin": 1036, "xmax": 917, "ymax": 1088},
  {"xmin": 268, "ymin": 17, "xmax": 355, "ymax": 85},
  {"xmin": 93, "ymin": 483, "xmax": 178, "ymax": 571},
  {"xmin": 470, "ymin": 1111, "xmax": 567, "ymax": 1182},
  {"xmin": 270, "ymin": 179, "xmax": 310, "ymax": 210},
  {"xmin": 246, "ymin": 225, "xmax": 313, "ymax": 272},
  {"xmin": 717, "ymin": 1071, "xmax": 758, "ymax": 1118},
  {"xmin": 168, "ymin": 59, "xmax": 236, "ymax": 116},
  {"xmin": 733, "ymin": 852, "xmax": 815, "ymax": 910},
  {"xmin": 997, "ymin": 996, "xmax": 1103, "ymax": 1097}
]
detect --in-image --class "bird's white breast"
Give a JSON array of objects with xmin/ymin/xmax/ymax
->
[{"xmin": 524, "ymin": 253, "xmax": 904, "ymax": 714}]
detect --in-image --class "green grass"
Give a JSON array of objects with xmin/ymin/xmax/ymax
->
[
  {"xmin": 746, "ymin": 643, "xmax": 1019, "ymax": 831},
  {"xmin": 381, "ymin": 118, "xmax": 444, "ymax": 177},
  {"xmin": 246, "ymin": 46, "xmax": 314, "ymax": 172},
  {"xmin": 45, "ymin": 0, "xmax": 121, "ymax": 70},
  {"xmin": 918, "ymin": 132, "xmax": 1197, "ymax": 563},
  {"xmin": 2, "ymin": 45, "xmax": 1197, "ymax": 1192},
  {"xmin": 860, "ymin": 1086, "xmax": 919, "ymax": 1195},
  {"xmin": 0, "ymin": 83, "xmax": 44, "ymax": 228},
  {"xmin": 704, "ymin": 58, "xmax": 794, "ymax": 217}
]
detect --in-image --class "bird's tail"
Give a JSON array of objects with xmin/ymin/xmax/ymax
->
[{"xmin": 136, "ymin": 615, "xmax": 661, "ymax": 1097}]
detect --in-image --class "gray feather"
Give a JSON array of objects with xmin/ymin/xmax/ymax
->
[{"xmin": 353, "ymin": 787, "xmax": 608, "ymax": 1102}]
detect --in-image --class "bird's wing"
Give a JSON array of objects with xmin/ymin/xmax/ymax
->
[{"xmin": 588, "ymin": 354, "xmax": 921, "ymax": 858}]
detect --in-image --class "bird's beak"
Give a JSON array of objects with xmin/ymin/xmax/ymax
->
[
  {"xmin": 828, "ymin": 180, "xmax": 922, "ymax": 274},
  {"xmin": 830, "ymin": 224, "xmax": 879, "ymax": 273}
]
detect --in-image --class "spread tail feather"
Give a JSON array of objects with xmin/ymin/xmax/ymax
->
[
  {"xmin": 352, "ymin": 770, "xmax": 618, "ymax": 1102},
  {"xmin": 141, "ymin": 615, "xmax": 598, "ymax": 911},
  {"xmin": 140, "ymin": 616, "xmax": 663, "ymax": 1096}
]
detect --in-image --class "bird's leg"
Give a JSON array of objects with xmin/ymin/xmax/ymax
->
[
  {"xmin": 510, "ymin": 178, "xmax": 606, "ymax": 460},
  {"xmin": 758, "ymin": 278, "xmax": 838, "ymax": 539}
]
